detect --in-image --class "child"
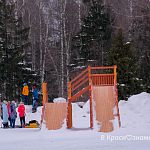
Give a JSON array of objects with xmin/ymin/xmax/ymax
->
[
  {"xmin": 7, "ymin": 101, "xmax": 11, "ymax": 126},
  {"xmin": 18, "ymin": 102, "xmax": 26, "ymax": 128},
  {"xmin": 10, "ymin": 101, "xmax": 17, "ymax": 128},
  {"xmin": 2, "ymin": 101, "xmax": 9, "ymax": 128}
]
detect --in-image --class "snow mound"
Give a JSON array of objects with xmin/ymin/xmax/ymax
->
[
  {"xmin": 53, "ymin": 97, "xmax": 66, "ymax": 103},
  {"xmin": 71, "ymin": 102, "xmax": 90, "ymax": 128},
  {"xmin": 119, "ymin": 92, "xmax": 150, "ymax": 129}
]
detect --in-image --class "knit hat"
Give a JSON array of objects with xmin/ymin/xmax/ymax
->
[{"xmin": 23, "ymin": 83, "xmax": 27, "ymax": 86}]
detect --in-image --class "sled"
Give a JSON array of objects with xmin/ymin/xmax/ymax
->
[
  {"xmin": 25, "ymin": 120, "xmax": 40, "ymax": 128},
  {"xmin": 25, "ymin": 123, "xmax": 39, "ymax": 128}
]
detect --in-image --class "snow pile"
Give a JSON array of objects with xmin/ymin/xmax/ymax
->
[
  {"xmin": 71, "ymin": 102, "xmax": 90, "ymax": 129},
  {"xmin": 119, "ymin": 92, "xmax": 150, "ymax": 129},
  {"xmin": 71, "ymin": 92, "xmax": 150, "ymax": 131},
  {"xmin": 53, "ymin": 97, "xmax": 66, "ymax": 103}
]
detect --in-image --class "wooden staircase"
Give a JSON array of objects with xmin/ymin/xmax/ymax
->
[{"xmin": 67, "ymin": 66, "xmax": 121, "ymax": 132}]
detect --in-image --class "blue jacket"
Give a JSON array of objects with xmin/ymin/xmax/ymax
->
[
  {"xmin": 2, "ymin": 103, "xmax": 8, "ymax": 123},
  {"xmin": 33, "ymin": 89, "xmax": 38, "ymax": 99},
  {"xmin": 10, "ymin": 103, "xmax": 17, "ymax": 119}
]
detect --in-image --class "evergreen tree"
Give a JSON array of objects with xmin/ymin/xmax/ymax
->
[
  {"xmin": 140, "ymin": 51, "xmax": 150, "ymax": 92},
  {"xmin": 108, "ymin": 29, "xmax": 143, "ymax": 100},
  {"xmin": 131, "ymin": 7, "xmax": 150, "ymax": 92},
  {"xmin": 71, "ymin": 0, "xmax": 112, "ymax": 67},
  {"xmin": 0, "ymin": 0, "xmax": 38, "ymax": 100}
]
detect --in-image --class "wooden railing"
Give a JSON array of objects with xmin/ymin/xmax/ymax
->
[{"xmin": 67, "ymin": 66, "xmax": 91, "ymax": 128}]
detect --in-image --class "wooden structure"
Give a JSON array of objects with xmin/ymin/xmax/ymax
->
[
  {"xmin": 41, "ymin": 82, "xmax": 67, "ymax": 130},
  {"xmin": 67, "ymin": 65, "xmax": 121, "ymax": 132},
  {"xmin": 41, "ymin": 66, "xmax": 121, "ymax": 132}
]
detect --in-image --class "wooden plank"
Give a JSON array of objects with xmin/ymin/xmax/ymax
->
[
  {"xmin": 91, "ymin": 74, "xmax": 114, "ymax": 77},
  {"xmin": 93, "ymin": 86, "xmax": 115, "ymax": 132},
  {"xmin": 70, "ymin": 68, "xmax": 88, "ymax": 83},
  {"xmin": 71, "ymin": 73, "xmax": 88, "ymax": 89},
  {"xmin": 45, "ymin": 103, "xmax": 67, "ymax": 130},
  {"xmin": 91, "ymin": 66, "xmax": 114, "ymax": 70},
  {"xmin": 71, "ymin": 85, "xmax": 90, "ymax": 101},
  {"xmin": 72, "ymin": 78, "xmax": 89, "ymax": 91}
]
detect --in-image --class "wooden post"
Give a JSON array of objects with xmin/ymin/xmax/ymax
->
[
  {"xmin": 41, "ymin": 82, "xmax": 48, "ymax": 129},
  {"xmin": 114, "ymin": 65, "xmax": 117, "ymax": 85},
  {"xmin": 88, "ymin": 66, "xmax": 93, "ymax": 129},
  {"xmin": 42, "ymin": 82, "xmax": 48, "ymax": 105},
  {"xmin": 114, "ymin": 65, "xmax": 121, "ymax": 127},
  {"xmin": 67, "ymin": 82, "xmax": 72, "ymax": 128}
]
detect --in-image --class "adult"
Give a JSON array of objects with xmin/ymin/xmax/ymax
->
[
  {"xmin": 10, "ymin": 101, "xmax": 17, "ymax": 128},
  {"xmin": 22, "ymin": 83, "xmax": 29, "ymax": 105},
  {"xmin": 18, "ymin": 102, "xmax": 26, "ymax": 128},
  {"xmin": 2, "ymin": 101, "xmax": 9, "ymax": 128},
  {"xmin": 32, "ymin": 85, "xmax": 38, "ymax": 113}
]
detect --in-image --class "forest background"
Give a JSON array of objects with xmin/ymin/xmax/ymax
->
[{"xmin": 0, "ymin": 0, "xmax": 149, "ymax": 102}]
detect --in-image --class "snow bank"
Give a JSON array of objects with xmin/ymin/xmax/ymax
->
[
  {"xmin": 119, "ymin": 92, "xmax": 150, "ymax": 129},
  {"xmin": 1, "ymin": 92, "xmax": 150, "ymax": 150},
  {"xmin": 53, "ymin": 97, "xmax": 66, "ymax": 103},
  {"xmin": 71, "ymin": 102, "xmax": 90, "ymax": 128},
  {"xmin": 72, "ymin": 92, "xmax": 150, "ymax": 131}
]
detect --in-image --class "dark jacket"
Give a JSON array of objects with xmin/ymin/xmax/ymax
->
[{"xmin": 10, "ymin": 103, "xmax": 17, "ymax": 119}]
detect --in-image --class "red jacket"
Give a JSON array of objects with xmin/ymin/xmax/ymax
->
[
  {"xmin": 7, "ymin": 103, "xmax": 11, "ymax": 117},
  {"xmin": 18, "ymin": 104, "xmax": 25, "ymax": 117}
]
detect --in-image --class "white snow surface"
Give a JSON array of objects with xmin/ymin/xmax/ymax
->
[
  {"xmin": 0, "ymin": 92, "xmax": 150, "ymax": 150},
  {"xmin": 53, "ymin": 97, "xmax": 66, "ymax": 103}
]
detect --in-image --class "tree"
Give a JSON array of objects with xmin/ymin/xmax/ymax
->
[
  {"xmin": 131, "ymin": 6, "xmax": 150, "ymax": 92},
  {"xmin": 108, "ymin": 29, "xmax": 143, "ymax": 100},
  {"xmin": 0, "ymin": 0, "xmax": 37, "ymax": 99},
  {"xmin": 71, "ymin": 0, "xmax": 112, "ymax": 67}
]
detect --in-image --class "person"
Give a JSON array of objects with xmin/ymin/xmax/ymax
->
[
  {"xmin": 10, "ymin": 101, "xmax": 17, "ymax": 128},
  {"xmin": 2, "ymin": 101, "xmax": 9, "ymax": 128},
  {"xmin": 32, "ymin": 85, "xmax": 39, "ymax": 113},
  {"xmin": 18, "ymin": 102, "xmax": 26, "ymax": 128},
  {"xmin": 0, "ymin": 101, "xmax": 3, "ymax": 128},
  {"xmin": 7, "ymin": 101, "xmax": 11, "ymax": 126},
  {"xmin": 0, "ymin": 101, "xmax": 2, "ymax": 119},
  {"xmin": 22, "ymin": 83, "xmax": 29, "ymax": 105}
]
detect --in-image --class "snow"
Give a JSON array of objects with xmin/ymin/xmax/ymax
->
[
  {"xmin": 0, "ymin": 92, "xmax": 150, "ymax": 150},
  {"xmin": 126, "ymin": 41, "xmax": 130, "ymax": 44},
  {"xmin": 53, "ymin": 97, "xmax": 66, "ymax": 103},
  {"xmin": 23, "ymin": 67, "xmax": 32, "ymax": 71}
]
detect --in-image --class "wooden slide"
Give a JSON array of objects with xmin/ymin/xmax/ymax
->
[
  {"xmin": 44, "ymin": 103, "xmax": 67, "ymax": 130},
  {"xmin": 93, "ymin": 86, "xmax": 115, "ymax": 132}
]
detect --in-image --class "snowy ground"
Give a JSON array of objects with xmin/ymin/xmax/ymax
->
[{"xmin": 0, "ymin": 92, "xmax": 150, "ymax": 150}]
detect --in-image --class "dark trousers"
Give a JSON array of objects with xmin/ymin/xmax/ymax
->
[
  {"xmin": 22, "ymin": 95, "xmax": 29, "ymax": 105},
  {"xmin": 20, "ymin": 116, "xmax": 25, "ymax": 127},
  {"xmin": 10, "ymin": 119, "xmax": 16, "ymax": 128},
  {"xmin": 32, "ymin": 98, "xmax": 38, "ymax": 111}
]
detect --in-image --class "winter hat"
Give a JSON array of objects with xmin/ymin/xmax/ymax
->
[
  {"xmin": 20, "ymin": 101, "xmax": 24, "ymax": 104},
  {"xmin": 23, "ymin": 83, "xmax": 27, "ymax": 86},
  {"xmin": 3, "ymin": 100, "xmax": 7, "ymax": 104}
]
